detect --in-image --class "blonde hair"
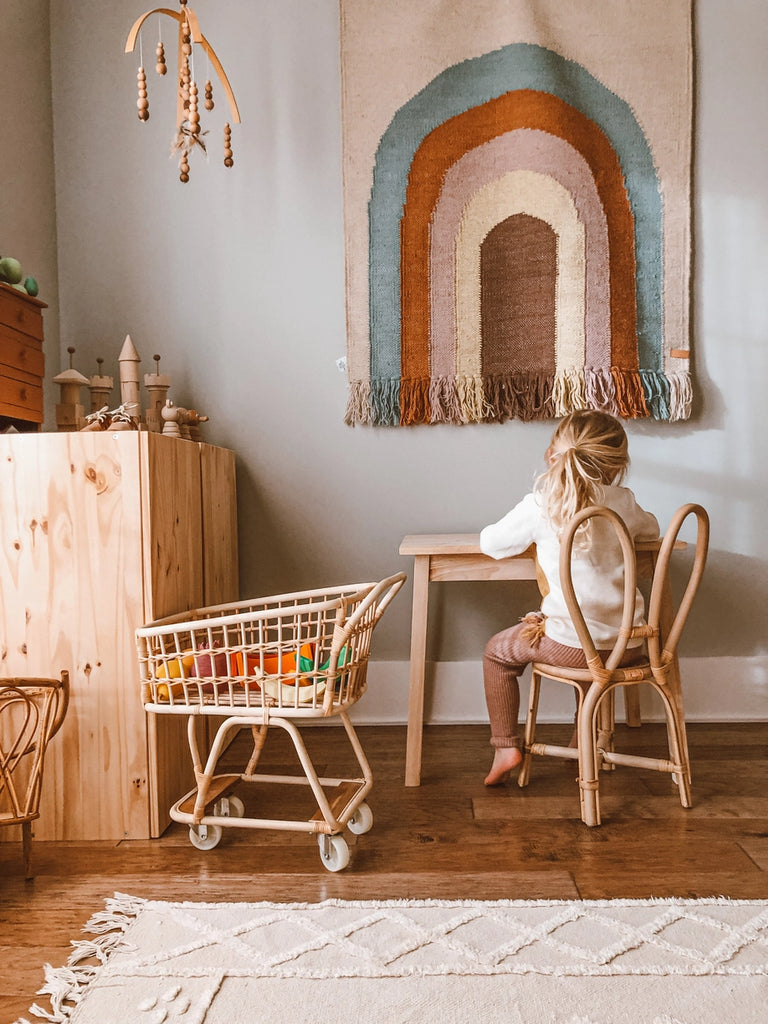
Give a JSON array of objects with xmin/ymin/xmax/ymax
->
[{"xmin": 534, "ymin": 410, "xmax": 629, "ymax": 538}]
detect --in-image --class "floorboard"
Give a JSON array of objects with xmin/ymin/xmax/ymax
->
[{"xmin": 2, "ymin": 722, "xmax": 767, "ymax": 1020}]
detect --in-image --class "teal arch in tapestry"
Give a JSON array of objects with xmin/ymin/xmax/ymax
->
[{"xmin": 367, "ymin": 42, "xmax": 665, "ymax": 423}]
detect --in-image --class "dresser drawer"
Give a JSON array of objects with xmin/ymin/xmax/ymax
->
[{"xmin": 0, "ymin": 282, "xmax": 46, "ymax": 341}]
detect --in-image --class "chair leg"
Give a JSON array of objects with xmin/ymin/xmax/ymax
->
[
  {"xmin": 597, "ymin": 688, "xmax": 615, "ymax": 771},
  {"xmin": 22, "ymin": 821, "xmax": 33, "ymax": 880},
  {"xmin": 517, "ymin": 670, "xmax": 541, "ymax": 788},
  {"xmin": 578, "ymin": 687, "xmax": 602, "ymax": 826},
  {"xmin": 658, "ymin": 684, "xmax": 693, "ymax": 807}
]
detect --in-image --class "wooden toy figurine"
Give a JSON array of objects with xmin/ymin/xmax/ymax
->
[
  {"xmin": 161, "ymin": 400, "xmax": 183, "ymax": 437},
  {"xmin": 187, "ymin": 408, "xmax": 209, "ymax": 441},
  {"xmin": 53, "ymin": 347, "xmax": 89, "ymax": 431}
]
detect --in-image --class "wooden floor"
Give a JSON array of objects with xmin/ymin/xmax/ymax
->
[{"xmin": 2, "ymin": 721, "xmax": 768, "ymax": 1020}]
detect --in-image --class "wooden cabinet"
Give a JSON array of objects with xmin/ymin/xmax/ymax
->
[
  {"xmin": 0, "ymin": 431, "xmax": 238, "ymax": 840},
  {"xmin": 0, "ymin": 282, "xmax": 46, "ymax": 429}
]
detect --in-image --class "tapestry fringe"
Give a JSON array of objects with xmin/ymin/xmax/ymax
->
[
  {"xmin": 610, "ymin": 368, "xmax": 650, "ymax": 418},
  {"xmin": 344, "ymin": 380, "xmax": 372, "ymax": 426},
  {"xmin": 400, "ymin": 378, "xmax": 433, "ymax": 425},
  {"xmin": 16, "ymin": 893, "xmax": 144, "ymax": 1024},
  {"xmin": 584, "ymin": 368, "xmax": 618, "ymax": 416},
  {"xmin": 455, "ymin": 375, "xmax": 487, "ymax": 423},
  {"xmin": 639, "ymin": 370, "xmax": 671, "ymax": 420},
  {"xmin": 365, "ymin": 378, "xmax": 401, "ymax": 425},
  {"xmin": 427, "ymin": 377, "xmax": 461, "ymax": 423},
  {"xmin": 483, "ymin": 373, "xmax": 554, "ymax": 422},
  {"xmin": 552, "ymin": 369, "xmax": 588, "ymax": 417},
  {"xmin": 667, "ymin": 370, "xmax": 693, "ymax": 421},
  {"xmin": 345, "ymin": 370, "xmax": 690, "ymax": 425}
]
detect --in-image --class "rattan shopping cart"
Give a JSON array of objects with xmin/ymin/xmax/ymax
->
[{"xmin": 136, "ymin": 573, "xmax": 405, "ymax": 871}]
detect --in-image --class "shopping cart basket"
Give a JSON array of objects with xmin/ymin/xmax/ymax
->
[{"xmin": 136, "ymin": 572, "xmax": 405, "ymax": 871}]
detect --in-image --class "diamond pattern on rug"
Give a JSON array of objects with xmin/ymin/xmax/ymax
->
[
  {"xmin": 17, "ymin": 897, "xmax": 768, "ymax": 1024},
  {"xmin": 100, "ymin": 897, "xmax": 768, "ymax": 979}
]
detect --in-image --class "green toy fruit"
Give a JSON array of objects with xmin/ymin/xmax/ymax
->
[
  {"xmin": 12, "ymin": 283, "xmax": 27, "ymax": 293},
  {"xmin": 23, "ymin": 276, "xmax": 38, "ymax": 297},
  {"xmin": 0, "ymin": 256, "xmax": 23, "ymax": 284}
]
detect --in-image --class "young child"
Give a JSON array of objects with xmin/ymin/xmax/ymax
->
[{"xmin": 480, "ymin": 410, "xmax": 659, "ymax": 786}]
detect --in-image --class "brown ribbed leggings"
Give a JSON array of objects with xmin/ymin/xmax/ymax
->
[{"xmin": 483, "ymin": 622, "xmax": 594, "ymax": 749}]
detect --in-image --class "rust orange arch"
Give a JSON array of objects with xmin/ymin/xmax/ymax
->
[{"xmin": 400, "ymin": 89, "xmax": 638, "ymax": 424}]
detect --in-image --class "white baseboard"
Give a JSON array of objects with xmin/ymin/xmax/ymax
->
[{"xmin": 348, "ymin": 657, "xmax": 768, "ymax": 725}]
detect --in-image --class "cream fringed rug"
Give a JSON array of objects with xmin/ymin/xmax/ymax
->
[{"xmin": 18, "ymin": 896, "xmax": 768, "ymax": 1024}]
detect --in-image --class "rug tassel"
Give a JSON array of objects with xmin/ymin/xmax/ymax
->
[{"xmin": 16, "ymin": 894, "xmax": 145, "ymax": 1024}]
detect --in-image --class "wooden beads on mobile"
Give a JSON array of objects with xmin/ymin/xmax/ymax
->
[
  {"xmin": 180, "ymin": 152, "xmax": 190, "ymax": 183},
  {"xmin": 156, "ymin": 41, "xmax": 167, "ymax": 75},
  {"xmin": 188, "ymin": 80, "xmax": 200, "ymax": 135},
  {"xmin": 224, "ymin": 123, "xmax": 233, "ymax": 167},
  {"xmin": 204, "ymin": 80, "xmax": 214, "ymax": 111},
  {"xmin": 137, "ymin": 67, "xmax": 149, "ymax": 121}
]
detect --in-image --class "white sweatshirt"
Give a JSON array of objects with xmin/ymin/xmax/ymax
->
[{"xmin": 480, "ymin": 485, "xmax": 659, "ymax": 649}]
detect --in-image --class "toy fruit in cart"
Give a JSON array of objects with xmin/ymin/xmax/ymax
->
[
  {"xmin": 232, "ymin": 643, "xmax": 316, "ymax": 680},
  {"xmin": 156, "ymin": 680, "xmax": 185, "ymax": 702},
  {"xmin": 155, "ymin": 650, "xmax": 195, "ymax": 678},
  {"xmin": 256, "ymin": 669, "xmax": 327, "ymax": 704},
  {"xmin": 192, "ymin": 640, "xmax": 229, "ymax": 677}
]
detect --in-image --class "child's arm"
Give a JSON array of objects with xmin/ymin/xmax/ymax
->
[
  {"xmin": 621, "ymin": 490, "xmax": 660, "ymax": 541},
  {"xmin": 480, "ymin": 493, "xmax": 538, "ymax": 559}
]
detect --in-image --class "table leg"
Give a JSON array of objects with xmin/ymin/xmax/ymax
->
[
  {"xmin": 623, "ymin": 687, "xmax": 642, "ymax": 727},
  {"xmin": 405, "ymin": 555, "xmax": 430, "ymax": 786}
]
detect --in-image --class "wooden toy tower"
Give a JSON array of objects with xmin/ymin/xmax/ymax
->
[
  {"xmin": 119, "ymin": 334, "xmax": 142, "ymax": 425},
  {"xmin": 53, "ymin": 348, "xmax": 89, "ymax": 431}
]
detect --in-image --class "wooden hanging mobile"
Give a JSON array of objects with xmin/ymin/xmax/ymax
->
[{"xmin": 125, "ymin": 0, "xmax": 240, "ymax": 183}]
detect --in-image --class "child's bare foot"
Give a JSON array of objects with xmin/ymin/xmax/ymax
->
[{"xmin": 484, "ymin": 746, "xmax": 523, "ymax": 786}]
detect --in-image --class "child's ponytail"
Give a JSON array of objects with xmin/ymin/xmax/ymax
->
[{"xmin": 534, "ymin": 410, "xmax": 630, "ymax": 539}]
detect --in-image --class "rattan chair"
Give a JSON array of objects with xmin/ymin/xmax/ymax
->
[
  {"xmin": 517, "ymin": 504, "xmax": 709, "ymax": 826},
  {"xmin": 0, "ymin": 672, "xmax": 70, "ymax": 877}
]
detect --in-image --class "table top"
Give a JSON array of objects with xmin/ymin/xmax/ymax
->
[{"xmin": 399, "ymin": 533, "xmax": 674, "ymax": 557}]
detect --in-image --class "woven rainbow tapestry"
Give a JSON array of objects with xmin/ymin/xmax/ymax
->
[{"xmin": 340, "ymin": 0, "xmax": 693, "ymax": 425}]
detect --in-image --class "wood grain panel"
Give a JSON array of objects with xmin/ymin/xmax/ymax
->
[
  {"xmin": 429, "ymin": 552, "xmax": 537, "ymax": 581},
  {"xmin": 140, "ymin": 433, "xmax": 203, "ymax": 619},
  {"xmin": 0, "ymin": 432, "xmax": 239, "ymax": 841},
  {"xmin": 0, "ymin": 432, "xmax": 148, "ymax": 840},
  {"xmin": 200, "ymin": 442, "xmax": 239, "ymax": 605}
]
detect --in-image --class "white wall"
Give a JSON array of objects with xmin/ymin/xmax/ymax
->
[
  {"xmin": 4, "ymin": 1, "xmax": 766, "ymax": 723},
  {"xmin": 0, "ymin": 0, "xmax": 60, "ymax": 416}
]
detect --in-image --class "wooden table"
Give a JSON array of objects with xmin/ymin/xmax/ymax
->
[{"xmin": 399, "ymin": 533, "xmax": 670, "ymax": 786}]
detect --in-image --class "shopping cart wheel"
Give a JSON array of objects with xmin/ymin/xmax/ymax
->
[
  {"xmin": 318, "ymin": 833, "xmax": 350, "ymax": 872},
  {"xmin": 347, "ymin": 801, "xmax": 373, "ymax": 835},
  {"xmin": 218, "ymin": 795, "xmax": 245, "ymax": 818},
  {"xmin": 189, "ymin": 823, "xmax": 223, "ymax": 851}
]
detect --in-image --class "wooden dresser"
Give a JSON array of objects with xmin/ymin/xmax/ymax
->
[
  {"xmin": 0, "ymin": 431, "xmax": 238, "ymax": 840},
  {"xmin": 0, "ymin": 282, "xmax": 46, "ymax": 429}
]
